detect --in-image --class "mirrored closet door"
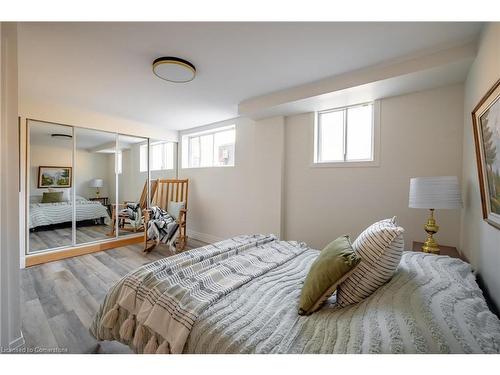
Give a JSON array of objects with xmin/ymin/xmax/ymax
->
[
  {"xmin": 116, "ymin": 134, "xmax": 149, "ymax": 238},
  {"xmin": 26, "ymin": 119, "xmax": 178, "ymax": 256},
  {"xmin": 74, "ymin": 127, "xmax": 117, "ymax": 245},
  {"xmin": 28, "ymin": 121, "xmax": 74, "ymax": 252}
]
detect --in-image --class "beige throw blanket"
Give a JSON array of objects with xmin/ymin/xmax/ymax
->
[{"xmin": 90, "ymin": 234, "xmax": 308, "ymax": 353}]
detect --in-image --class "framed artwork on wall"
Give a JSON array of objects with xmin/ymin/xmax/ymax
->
[
  {"xmin": 472, "ymin": 78, "xmax": 500, "ymax": 230},
  {"xmin": 38, "ymin": 166, "xmax": 72, "ymax": 188}
]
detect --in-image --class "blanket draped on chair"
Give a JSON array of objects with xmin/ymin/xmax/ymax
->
[
  {"xmin": 90, "ymin": 234, "xmax": 308, "ymax": 353},
  {"xmin": 119, "ymin": 203, "xmax": 142, "ymax": 229},
  {"xmin": 146, "ymin": 206, "xmax": 178, "ymax": 244}
]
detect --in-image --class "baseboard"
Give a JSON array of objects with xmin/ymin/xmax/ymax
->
[
  {"xmin": 9, "ymin": 332, "xmax": 25, "ymax": 351},
  {"xmin": 25, "ymin": 234, "xmax": 143, "ymax": 267},
  {"xmin": 187, "ymin": 229, "xmax": 224, "ymax": 244}
]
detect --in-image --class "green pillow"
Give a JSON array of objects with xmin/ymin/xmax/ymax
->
[
  {"xmin": 41, "ymin": 191, "xmax": 64, "ymax": 203},
  {"xmin": 298, "ymin": 235, "xmax": 361, "ymax": 315}
]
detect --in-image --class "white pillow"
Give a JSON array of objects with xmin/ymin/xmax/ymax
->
[
  {"xmin": 336, "ymin": 217, "xmax": 404, "ymax": 307},
  {"xmin": 167, "ymin": 201, "xmax": 185, "ymax": 220}
]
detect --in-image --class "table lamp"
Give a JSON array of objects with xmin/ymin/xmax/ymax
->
[
  {"xmin": 89, "ymin": 178, "xmax": 104, "ymax": 198},
  {"xmin": 408, "ymin": 176, "xmax": 462, "ymax": 254}
]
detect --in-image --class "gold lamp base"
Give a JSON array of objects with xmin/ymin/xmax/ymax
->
[
  {"xmin": 422, "ymin": 209, "xmax": 440, "ymax": 254},
  {"xmin": 95, "ymin": 188, "xmax": 100, "ymax": 199}
]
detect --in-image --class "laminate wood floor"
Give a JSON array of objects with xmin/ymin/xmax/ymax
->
[
  {"xmin": 20, "ymin": 238, "xmax": 207, "ymax": 354},
  {"xmin": 29, "ymin": 224, "xmax": 144, "ymax": 253}
]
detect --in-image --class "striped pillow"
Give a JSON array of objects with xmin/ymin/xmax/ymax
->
[{"xmin": 336, "ymin": 217, "xmax": 404, "ymax": 307}]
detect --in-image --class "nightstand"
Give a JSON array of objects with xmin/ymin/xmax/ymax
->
[
  {"xmin": 88, "ymin": 197, "xmax": 109, "ymax": 205},
  {"xmin": 412, "ymin": 241, "xmax": 461, "ymax": 259},
  {"xmin": 88, "ymin": 197, "xmax": 111, "ymax": 217}
]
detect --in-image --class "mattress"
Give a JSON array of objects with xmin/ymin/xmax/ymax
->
[
  {"xmin": 29, "ymin": 199, "xmax": 110, "ymax": 229},
  {"xmin": 185, "ymin": 250, "xmax": 500, "ymax": 354}
]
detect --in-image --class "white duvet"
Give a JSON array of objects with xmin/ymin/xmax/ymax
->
[
  {"xmin": 29, "ymin": 199, "xmax": 110, "ymax": 229},
  {"xmin": 185, "ymin": 250, "xmax": 500, "ymax": 353}
]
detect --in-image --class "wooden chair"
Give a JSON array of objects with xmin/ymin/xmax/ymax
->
[
  {"xmin": 108, "ymin": 179, "xmax": 158, "ymax": 236},
  {"xmin": 144, "ymin": 178, "xmax": 189, "ymax": 253}
]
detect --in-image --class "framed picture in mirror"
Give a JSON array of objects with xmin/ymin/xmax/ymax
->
[{"xmin": 38, "ymin": 166, "xmax": 72, "ymax": 188}]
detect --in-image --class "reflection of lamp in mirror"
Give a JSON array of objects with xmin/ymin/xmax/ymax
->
[{"xmin": 89, "ymin": 178, "xmax": 104, "ymax": 198}]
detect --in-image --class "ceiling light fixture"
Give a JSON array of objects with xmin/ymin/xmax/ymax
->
[
  {"xmin": 152, "ymin": 56, "xmax": 196, "ymax": 83},
  {"xmin": 51, "ymin": 133, "xmax": 72, "ymax": 139}
]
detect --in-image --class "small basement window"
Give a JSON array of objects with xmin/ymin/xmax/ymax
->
[
  {"xmin": 182, "ymin": 125, "xmax": 235, "ymax": 168},
  {"xmin": 314, "ymin": 102, "xmax": 378, "ymax": 166}
]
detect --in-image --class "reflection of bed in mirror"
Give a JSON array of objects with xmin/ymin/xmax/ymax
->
[
  {"xmin": 29, "ymin": 195, "xmax": 110, "ymax": 228},
  {"xmin": 29, "ymin": 194, "xmax": 111, "ymax": 252},
  {"xmin": 26, "ymin": 119, "xmax": 179, "ymax": 259}
]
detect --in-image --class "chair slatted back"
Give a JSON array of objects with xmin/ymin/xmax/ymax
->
[
  {"xmin": 137, "ymin": 179, "xmax": 159, "ymax": 210},
  {"xmin": 151, "ymin": 179, "xmax": 189, "ymax": 210}
]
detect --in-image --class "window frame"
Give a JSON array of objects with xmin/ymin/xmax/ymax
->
[
  {"xmin": 313, "ymin": 101, "xmax": 380, "ymax": 168},
  {"xmin": 140, "ymin": 141, "xmax": 175, "ymax": 172},
  {"xmin": 116, "ymin": 150, "xmax": 123, "ymax": 174},
  {"xmin": 182, "ymin": 124, "xmax": 236, "ymax": 169}
]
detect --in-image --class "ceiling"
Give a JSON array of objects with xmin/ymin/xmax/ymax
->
[
  {"xmin": 29, "ymin": 120, "xmax": 146, "ymax": 150},
  {"xmin": 18, "ymin": 22, "xmax": 483, "ymax": 131}
]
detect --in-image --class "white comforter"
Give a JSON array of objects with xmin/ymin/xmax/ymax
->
[
  {"xmin": 29, "ymin": 199, "xmax": 110, "ymax": 229},
  {"xmin": 185, "ymin": 250, "xmax": 500, "ymax": 354}
]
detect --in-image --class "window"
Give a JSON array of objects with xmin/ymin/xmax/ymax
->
[
  {"xmin": 314, "ymin": 103, "xmax": 375, "ymax": 164},
  {"xmin": 140, "ymin": 141, "xmax": 174, "ymax": 172},
  {"xmin": 182, "ymin": 125, "xmax": 235, "ymax": 168},
  {"xmin": 116, "ymin": 151, "xmax": 122, "ymax": 174}
]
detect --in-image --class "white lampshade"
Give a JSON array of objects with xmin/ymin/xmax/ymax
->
[
  {"xmin": 89, "ymin": 178, "xmax": 104, "ymax": 188},
  {"xmin": 409, "ymin": 176, "xmax": 462, "ymax": 209}
]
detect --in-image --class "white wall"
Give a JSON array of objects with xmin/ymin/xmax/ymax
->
[
  {"xmin": 179, "ymin": 85, "xmax": 464, "ymax": 250},
  {"xmin": 178, "ymin": 116, "xmax": 284, "ymax": 242},
  {"xmin": 75, "ymin": 149, "xmax": 112, "ymax": 199},
  {"xmin": 460, "ymin": 23, "xmax": 500, "ymax": 308},
  {"xmin": 0, "ymin": 22, "xmax": 23, "ymax": 350},
  {"xmin": 29, "ymin": 144, "xmax": 112, "ymax": 199},
  {"xmin": 285, "ymin": 84, "xmax": 464, "ymax": 250}
]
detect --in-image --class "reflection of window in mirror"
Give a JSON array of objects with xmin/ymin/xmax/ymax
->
[
  {"xmin": 140, "ymin": 141, "xmax": 175, "ymax": 172},
  {"xmin": 148, "ymin": 139, "xmax": 178, "ymax": 182},
  {"xmin": 116, "ymin": 151, "xmax": 123, "ymax": 174},
  {"xmin": 117, "ymin": 135, "xmax": 149, "ymax": 237}
]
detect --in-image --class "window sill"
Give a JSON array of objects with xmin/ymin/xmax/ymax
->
[
  {"xmin": 181, "ymin": 165, "xmax": 235, "ymax": 170},
  {"xmin": 311, "ymin": 160, "xmax": 380, "ymax": 168},
  {"xmin": 140, "ymin": 169, "xmax": 175, "ymax": 173}
]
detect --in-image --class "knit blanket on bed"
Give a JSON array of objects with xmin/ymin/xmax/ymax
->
[
  {"xmin": 90, "ymin": 234, "xmax": 308, "ymax": 353},
  {"xmin": 185, "ymin": 250, "xmax": 500, "ymax": 354}
]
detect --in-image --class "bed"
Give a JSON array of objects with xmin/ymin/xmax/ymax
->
[
  {"xmin": 29, "ymin": 196, "xmax": 110, "ymax": 229},
  {"xmin": 90, "ymin": 234, "xmax": 500, "ymax": 354}
]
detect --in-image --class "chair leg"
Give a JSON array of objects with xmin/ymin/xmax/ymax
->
[
  {"xmin": 144, "ymin": 234, "xmax": 160, "ymax": 253},
  {"xmin": 144, "ymin": 241, "xmax": 157, "ymax": 253},
  {"xmin": 108, "ymin": 211, "xmax": 116, "ymax": 236},
  {"xmin": 176, "ymin": 225, "xmax": 187, "ymax": 252}
]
